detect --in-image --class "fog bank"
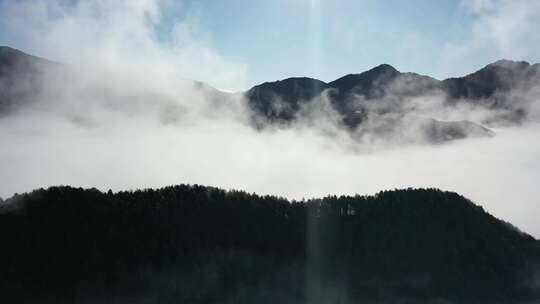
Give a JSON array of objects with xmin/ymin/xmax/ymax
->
[{"xmin": 1, "ymin": 107, "xmax": 539, "ymax": 237}]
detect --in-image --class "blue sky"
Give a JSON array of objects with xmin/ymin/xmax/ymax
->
[
  {"xmin": 156, "ymin": 0, "xmax": 475, "ymax": 85},
  {"xmin": 1, "ymin": 0, "xmax": 539, "ymax": 89},
  {"xmin": 153, "ymin": 0, "xmax": 540, "ymax": 86}
]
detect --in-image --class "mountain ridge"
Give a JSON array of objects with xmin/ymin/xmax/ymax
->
[
  {"xmin": 244, "ymin": 56, "xmax": 538, "ymax": 141},
  {"xmin": 2, "ymin": 45, "xmax": 536, "ymax": 98},
  {"xmin": 1, "ymin": 46, "xmax": 537, "ymax": 143}
]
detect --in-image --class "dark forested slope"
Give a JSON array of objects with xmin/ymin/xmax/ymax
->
[{"xmin": 0, "ymin": 186, "xmax": 538, "ymax": 303}]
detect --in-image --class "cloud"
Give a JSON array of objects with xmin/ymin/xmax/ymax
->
[
  {"xmin": 442, "ymin": 0, "xmax": 540, "ymax": 67},
  {"xmin": 2, "ymin": 107, "xmax": 540, "ymax": 238},
  {"xmin": 0, "ymin": 0, "xmax": 248, "ymax": 91}
]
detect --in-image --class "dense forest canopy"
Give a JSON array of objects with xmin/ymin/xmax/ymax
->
[{"xmin": 0, "ymin": 185, "xmax": 538, "ymax": 303}]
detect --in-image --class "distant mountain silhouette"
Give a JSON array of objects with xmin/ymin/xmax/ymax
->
[
  {"xmin": 442, "ymin": 60, "xmax": 540, "ymax": 124},
  {"xmin": 245, "ymin": 59, "xmax": 539, "ymax": 142},
  {"xmin": 0, "ymin": 46, "xmax": 53, "ymax": 74},
  {"xmin": 443, "ymin": 60, "xmax": 537, "ymax": 100},
  {"xmin": 0, "ymin": 46, "xmax": 63, "ymax": 115},
  {"xmin": 246, "ymin": 60, "xmax": 539, "ymax": 122},
  {"xmin": 1, "ymin": 46, "xmax": 538, "ymax": 142},
  {"xmin": 246, "ymin": 77, "xmax": 329, "ymax": 122},
  {"xmin": 0, "ymin": 185, "xmax": 538, "ymax": 303},
  {"xmin": 328, "ymin": 64, "xmax": 402, "ymax": 99}
]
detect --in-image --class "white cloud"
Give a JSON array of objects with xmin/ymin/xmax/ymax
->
[
  {"xmin": 0, "ymin": 0, "xmax": 248, "ymax": 91},
  {"xmin": 443, "ymin": 0, "xmax": 540, "ymax": 65}
]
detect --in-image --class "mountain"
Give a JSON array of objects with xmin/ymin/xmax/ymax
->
[
  {"xmin": 442, "ymin": 60, "xmax": 540, "ymax": 124},
  {"xmin": 328, "ymin": 64, "xmax": 403, "ymax": 100},
  {"xmin": 0, "ymin": 46, "xmax": 52, "ymax": 76},
  {"xmin": 245, "ymin": 64, "xmax": 439, "ymax": 126},
  {"xmin": 246, "ymin": 77, "xmax": 329, "ymax": 124},
  {"xmin": 443, "ymin": 60, "xmax": 538, "ymax": 100},
  {"xmin": 245, "ymin": 59, "xmax": 540, "ymax": 142},
  {"xmin": 422, "ymin": 118, "xmax": 495, "ymax": 142},
  {"xmin": 0, "ymin": 185, "xmax": 538, "ymax": 303},
  {"xmin": 0, "ymin": 46, "xmax": 536, "ymax": 143},
  {"xmin": 0, "ymin": 46, "xmax": 232, "ymax": 123},
  {"xmin": 244, "ymin": 64, "xmax": 499, "ymax": 142},
  {"xmin": 0, "ymin": 46, "xmax": 61, "ymax": 115},
  {"xmin": 246, "ymin": 60, "xmax": 540, "ymax": 126}
]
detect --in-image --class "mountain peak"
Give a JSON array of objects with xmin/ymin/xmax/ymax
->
[
  {"xmin": 262, "ymin": 76, "xmax": 327, "ymax": 87},
  {"xmin": 246, "ymin": 76, "xmax": 329, "ymax": 122},
  {"xmin": 370, "ymin": 63, "xmax": 399, "ymax": 73},
  {"xmin": 327, "ymin": 63, "xmax": 401, "ymax": 94},
  {"xmin": 486, "ymin": 59, "xmax": 530, "ymax": 70}
]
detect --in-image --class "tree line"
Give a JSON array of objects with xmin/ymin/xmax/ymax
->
[{"xmin": 0, "ymin": 185, "xmax": 538, "ymax": 303}]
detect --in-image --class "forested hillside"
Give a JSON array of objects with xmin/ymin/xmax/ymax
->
[{"xmin": 0, "ymin": 186, "xmax": 538, "ymax": 303}]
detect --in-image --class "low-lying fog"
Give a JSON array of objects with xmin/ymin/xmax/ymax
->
[{"xmin": 1, "ymin": 103, "xmax": 539, "ymax": 237}]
